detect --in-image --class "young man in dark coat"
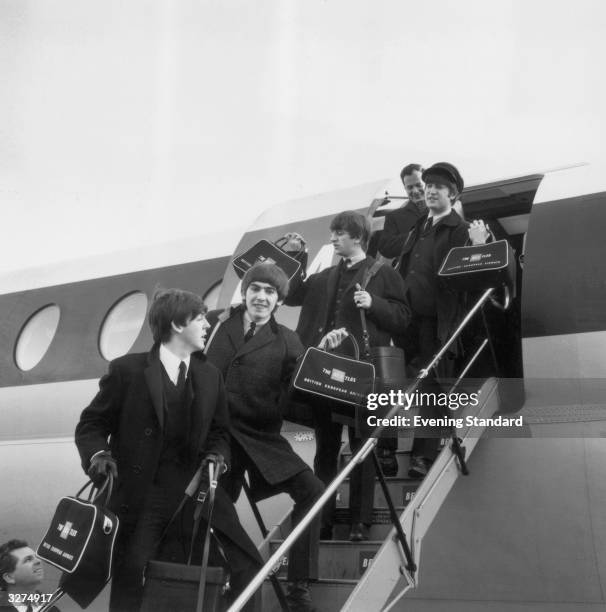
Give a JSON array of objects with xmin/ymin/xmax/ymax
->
[
  {"xmin": 284, "ymin": 211, "xmax": 410, "ymax": 542},
  {"xmin": 204, "ymin": 263, "xmax": 324, "ymax": 612},
  {"xmin": 394, "ymin": 162, "xmax": 490, "ymax": 478},
  {"xmin": 75, "ymin": 288, "xmax": 262, "ymax": 612}
]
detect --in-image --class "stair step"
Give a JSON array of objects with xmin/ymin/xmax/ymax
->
[
  {"xmin": 262, "ymin": 578, "xmax": 356, "ymax": 612},
  {"xmin": 333, "ymin": 507, "xmax": 404, "ymax": 540},
  {"xmin": 269, "ymin": 540, "xmax": 383, "ymax": 580},
  {"xmin": 336, "ymin": 476, "xmax": 419, "ymax": 508}
]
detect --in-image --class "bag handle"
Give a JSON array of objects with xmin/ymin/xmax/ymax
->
[
  {"xmin": 358, "ymin": 260, "xmax": 383, "ymax": 360},
  {"xmin": 274, "ymin": 234, "xmax": 307, "ymax": 254},
  {"xmin": 464, "ymin": 222, "xmax": 494, "ymax": 247},
  {"xmin": 318, "ymin": 332, "xmax": 360, "ymax": 361},
  {"xmin": 75, "ymin": 472, "xmax": 114, "ymax": 507}
]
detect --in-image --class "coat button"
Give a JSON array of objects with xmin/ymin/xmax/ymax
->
[
  {"xmin": 144, "ymin": 428, "xmax": 152, "ymax": 436},
  {"xmin": 233, "ymin": 359, "xmax": 241, "ymax": 366},
  {"xmin": 132, "ymin": 465, "xmax": 142, "ymax": 474},
  {"xmin": 120, "ymin": 504, "xmax": 129, "ymax": 513}
]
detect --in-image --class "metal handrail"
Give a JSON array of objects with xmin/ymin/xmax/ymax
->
[{"xmin": 227, "ymin": 287, "xmax": 496, "ymax": 611}]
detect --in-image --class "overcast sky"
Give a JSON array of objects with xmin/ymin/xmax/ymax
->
[{"xmin": 2, "ymin": 0, "xmax": 605, "ymax": 276}]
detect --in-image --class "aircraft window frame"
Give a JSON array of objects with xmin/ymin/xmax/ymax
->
[
  {"xmin": 14, "ymin": 303, "xmax": 61, "ymax": 371},
  {"xmin": 202, "ymin": 280, "xmax": 223, "ymax": 311},
  {"xmin": 98, "ymin": 291, "xmax": 148, "ymax": 361}
]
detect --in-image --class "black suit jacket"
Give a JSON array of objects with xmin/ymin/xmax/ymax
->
[
  {"xmin": 377, "ymin": 203, "xmax": 426, "ymax": 258},
  {"xmin": 205, "ymin": 306, "xmax": 308, "ymax": 488},
  {"xmin": 399, "ymin": 209, "xmax": 470, "ymax": 348},
  {"xmin": 75, "ymin": 347, "xmax": 231, "ymax": 525},
  {"xmin": 286, "ymin": 255, "xmax": 410, "ymax": 350}
]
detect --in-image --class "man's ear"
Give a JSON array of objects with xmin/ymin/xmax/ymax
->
[
  {"xmin": 3, "ymin": 570, "xmax": 16, "ymax": 585},
  {"xmin": 171, "ymin": 321, "xmax": 183, "ymax": 334}
]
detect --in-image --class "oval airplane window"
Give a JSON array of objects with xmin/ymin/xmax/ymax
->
[
  {"xmin": 99, "ymin": 292, "xmax": 148, "ymax": 361},
  {"xmin": 15, "ymin": 304, "xmax": 61, "ymax": 371}
]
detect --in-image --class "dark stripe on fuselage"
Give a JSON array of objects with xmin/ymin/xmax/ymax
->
[
  {"xmin": 0, "ymin": 257, "xmax": 229, "ymax": 387},
  {"xmin": 522, "ymin": 192, "xmax": 606, "ymax": 338}
]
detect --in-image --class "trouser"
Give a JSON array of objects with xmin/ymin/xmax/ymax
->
[
  {"xmin": 110, "ymin": 484, "xmax": 260, "ymax": 612},
  {"xmin": 313, "ymin": 401, "xmax": 375, "ymax": 526},
  {"xmin": 397, "ymin": 314, "xmax": 457, "ymax": 461},
  {"xmin": 221, "ymin": 441, "xmax": 324, "ymax": 581}
]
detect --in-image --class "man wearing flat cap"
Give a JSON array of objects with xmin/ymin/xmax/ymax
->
[{"xmin": 395, "ymin": 162, "xmax": 489, "ymax": 478}]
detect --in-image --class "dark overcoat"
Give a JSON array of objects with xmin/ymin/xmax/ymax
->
[
  {"xmin": 204, "ymin": 306, "xmax": 308, "ymax": 488},
  {"xmin": 377, "ymin": 203, "xmax": 426, "ymax": 258},
  {"xmin": 74, "ymin": 347, "xmax": 259, "ymax": 561},
  {"xmin": 285, "ymin": 255, "xmax": 410, "ymax": 350},
  {"xmin": 398, "ymin": 209, "xmax": 470, "ymax": 347}
]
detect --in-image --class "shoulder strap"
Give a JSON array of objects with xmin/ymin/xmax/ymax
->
[
  {"xmin": 358, "ymin": 260, "xmax": 383, "ymax": 361},
  {"xmin": 361, "ymin": 260, "xmax": 383, "ymax": 290}
]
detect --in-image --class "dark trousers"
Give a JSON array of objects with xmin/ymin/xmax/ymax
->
[
  {"xmin": 313, "ymin": 402, "xmax": 375, "ymax": 526},
  {"xmin": 222, "ymin": 441, "xmax": 324, "ymax": 582},
  {"xmin": 397, "ymin": 314, "xmax": 457, "ymax": 461},
  {"xmin": 110, "ymin": 484, "xmax": 260, "ymax": 612}
]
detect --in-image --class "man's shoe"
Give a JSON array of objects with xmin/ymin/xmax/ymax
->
[
  {"xmin": 408, "ymin": 456, "xmax": 431, "ymax": 479},
  {"xmin": 349, "ymin": 522, "xmax": 369, "ymax": 542},
  {"xmin": 319, "ymin": 525, "xmax": 333, "ymax": 540},
  {"xmin": 286, "ymin": 580, "xmax": 316, "ymax": 612},
  {"xmin": 377, "ymin": 448, "xmax": 399, "ymax": 477}
]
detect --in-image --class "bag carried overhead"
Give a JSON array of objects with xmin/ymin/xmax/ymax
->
[
  {"xmin": 37, "ymin": 475, "xmax": 119, "ymax": 609},
  {"xmin": 232, "ymin": 235, "xmax": 307, "ymax": 281}
]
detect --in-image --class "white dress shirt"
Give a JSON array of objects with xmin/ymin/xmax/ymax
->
[{"xmin": 159, "ymin": 344, "xmax": 190, "ymax": 385}]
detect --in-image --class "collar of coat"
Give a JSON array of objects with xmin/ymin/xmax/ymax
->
[
  {"xmin": 422, "ymin": 208, "xmax": 463, "ymax": 228},
  {"xmin": 216, "ymin": 303, "xmax": 279, "ymax": 334}
]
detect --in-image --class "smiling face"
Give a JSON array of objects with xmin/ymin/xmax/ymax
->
[
  {"xmin": 3, "ymin": 547, "xmax": 44, "ymax": 589},
  {"xmin": 402, "ymin": 170, "xmax": 426, "ymax": 206},
  {"xmin": 243, "ymin": 281, "xmax": 279, "ymax": 323},
  {"xmin": 178, "ymin": 313, "xmax": 210, "ymax": 352},
  {"xmin": 424, "ymin": 180, "xmax": 454, "ymax": 214}
]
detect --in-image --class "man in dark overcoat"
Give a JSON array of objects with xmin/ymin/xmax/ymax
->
[
  {"xmin": 284, "ymin": 211, "xmax": 410, "ymax": 542},
  {"xmin": 204, "ymin": 263, "xmax": 324, "ymax": 612},
  {"xmin": 395, "ymin": 162, "xmax": 490, "ymax": 478},
  {"xmin": 75, "ymin": 288, "xmax": 261, "ymax": 612},
  {"xmin": 377, "ymin": 162, "xmax": 428, "ymax": 259}
]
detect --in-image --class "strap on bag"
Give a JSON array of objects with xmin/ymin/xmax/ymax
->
[
  {"xmin": 318, "ymin": 331, "xmax": 360, "ymax": 360},
  {"xmin": 274, "ymin": 235, "xmax": 307, "ymax": 253},
  {"xmin": 76, "ymin": 473, "xmax": 114, "ymax": 507},
  {"xmin": 357, "ymin": 261, "xmax": 383, "ymax": 360}
]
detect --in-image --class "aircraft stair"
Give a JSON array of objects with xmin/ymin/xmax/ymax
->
[
  {"xmin": 259, "ymin": 377, "xmax": 500, "ymax": 611},
  {"xmin": 228, "ymin": 288, "xmax": 508, "ymax": 611}
]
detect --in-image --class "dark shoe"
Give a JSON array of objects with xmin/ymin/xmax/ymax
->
[
  {"xmin": 377, "ymin": 448, "xmax": 399, "ymax": 477},
  {"xmin": 286, "ymin": 580, "xmax": 316, "ymax": 612},
  {"xmin": 408, "ymin": 456, "xmax": 431, "ymax": 479},
  {"xmin": 349, "ymin": 522, "xmax": 369, "ymax": 542},
  {"xmin": 319, "ymin": 525, "xmax": 333, "ymax": 540}
]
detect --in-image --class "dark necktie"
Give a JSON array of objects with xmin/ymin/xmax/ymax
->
[
  {"xmin": 423, "ymin": 217, "xmax": 433, "ymax": 233},
  {"xmin": 244, "ymin": 322, "xmax": 256, "ymax": 342},
  {"xmin": 26, "ymin": 605, "xmax": 33, "ymax": 612},
  {"xmin": 176, "ymin": 361, "xmax": 187, "ymax": 388}
]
